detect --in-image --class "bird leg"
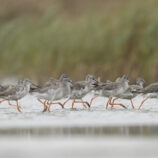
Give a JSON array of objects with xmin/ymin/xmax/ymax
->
[
  {"xmin": 48, "ymin": 101, "xmax": 64, "ymax": 112},
  {"xmin": 72, "ymin": 97, "xmax": 90, "ymax": 109},
  {"xmin": 62, "ymin": 98, "xmax": 70, "ymax": 107},
  {"xmin": 37, "ymin": 99, "xmax": 48, "ymax": 112},
  {"xmin": 38, "ymin": 98, "xmax": 45, "ymax": 105},
  {"xmin": 81, "ymin": 99, "xmax": 88, "ymax": 108},
  {"xmin": 130, "ymin": 99, "xmax": 135, "ymax": 109},
  {"xmin": 109, "ymin": 97, "xmax": 127, "ymax": 109},
  {"xmin": 138, "ymin": 97, "xmax": 149, "ymax": 110},
  {"xmin": 75, "ymin": 99, "xmax": 87, "ymax": 109},
  {"xmin": 16, "ymin": 101, "xmax": 22, "ymax": 112},
  {"xmin": 73, "ymin": 100, "xmax": 90, "ymax": 108},
  {"xmin": 47, "ymin": 102, "xmax": 51, "ymax": 112},
  {"xmin": 42, "ymin": 100, "xmax": 48, "ymax": 112},
  {"xmin": 72, "ymin": 100, "xmax": 77, "ymax": 109},
  {"xmin": 110, "ymin": 97, "xmax": 119, "ymax": 108},
  {"xmin": 8, "ymin": 101, "xmax": 16, "ymax": 107},
  {"xmin": 110, "ymin": 97, "xmax": 134, "ymax": 109},
  {"xmin": 0, "ymin": 99, "xmax": 6, "ymax": 104},
  {"xmin": 72, "ymin": 97, "xmax": 77, "ymax": 109},
  {"xmin": 110, "ymin": 103, "xmax": 127, "ymax": 109},
  {"xmin": 51, "ymin": 102, "xmax": 64, "ymax": 109},
  {"xmin": 90, "ymin": 95, "xmax": 99, "ymax": 106},
  {"xmin": 82, "ymin": 103, "xmax": 87, "ymax": 108},
  {"xmin": 106, "ymin": 97, "xmax": 112, "ymax": 109}
]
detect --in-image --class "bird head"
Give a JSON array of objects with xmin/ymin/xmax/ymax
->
[{"xmin": 136, "ymin": 77, "xmax": 145, "ymax": 87}]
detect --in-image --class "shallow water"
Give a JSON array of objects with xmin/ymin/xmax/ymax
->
[
  {"xmin": 0, "ymin": 94, "xmax": 158, "ymax": 157},
  {"xmin": 0, "ymin": 136, "xmax": 158, "ymax": 158}
]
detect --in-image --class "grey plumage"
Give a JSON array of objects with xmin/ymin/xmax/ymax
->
[
  {"xmin": 140, "ymin": 83, "xmax": 158, "ymax": 94},
  {"xmin": 0, "ymin": 79, "xmax": 34, "ymax": 112},
  {"xmin": 68, "ymin": 74, "xmax": 99, "ymax": 108},
  {"xmin": 102, "ymin": 75, "xmax": 130, "ymax": 97},
  {"xmin": 129, "ymin": 77, "xmax": 145, "ymax": 93},
  {"xmin": 32, "ymin": 74, "xmax": 72, "ymax": 112},
  {"xmin": 91, "ymin": 75, "xmax": 130, "ymax": 109},
  {"xmin": 71, "ymin": 74, "xmax": 98, "ymax": 99}
]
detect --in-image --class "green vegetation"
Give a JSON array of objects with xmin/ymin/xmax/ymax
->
[{"xmin": 0, "ymin": 0, "xmax": 158, "ymax": 82}]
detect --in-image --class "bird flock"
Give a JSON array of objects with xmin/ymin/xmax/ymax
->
[{"xmin": 0, "ymin": 74, "xmax": 157, "ymax": 112}]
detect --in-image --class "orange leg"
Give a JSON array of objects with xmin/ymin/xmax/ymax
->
[
  {"xmin": 74, "ymin": 100, "xmax": 90, "ymax": 108},
  {"xmin": 110, "ymin": 103, "xmax": 127, "ymax": 109},
  {"xmin": 8, "ymin": 101, "xmax": 16, "ymax": 107},
  {"xmin": 72, "ymin": 97, "xmax": 90, "ymax": 109},
  {"xmin": 81, "ymin": 99, "xmax": 87, "ymax": 109},
  {"xmin": 82, "ymin": 103, "xmax": 87, "ymax": 108},
  {"xmin": 0, "ymin": 99, "xmax": 6, "ymax": 104},
  {"xmin": 138, "ymin": 97, "xmax": 149, "ymax": 110},
  {"xmin": 106, "ymin": 98, "xmax": 110, "ymax": 109},
  {"xmin": 90, "ymin": 95, "xmax": 99, "ymax": 106},
  {"xmin": 109, "ymin": 97, "xmax": 127, "ymax": 109},
  {"xmin": 62, "ymin": 98, "xmax": 70, "ymax": 107},
  {"xmin": 38, "ymin": 99, "xmax": 48, "ymax": 112},
  {"xmin": 47, "ymin": 102, "xmax": 51, "ymax": 112},
  {"xmin": 48, "ymin": 102, "xmax": 64, "ymax": 112},
  {"xmin": 42, "ymin": 100, "xmax": 48, "ymax": 112},
  {"xmin": 72, "ymin": 97, "xmax": 77, "ymax": 109},
  {"xmin": 50, "ymin": 102, "xmax": 64, "ymax": 108},
  {"xmin": 106, "ymin": 97, "xmax": 112, "ymax": 109},
  {"xmin": 85, "ymin": 101, "xmax": 91, "ymax": 108},
  {"xmin": 110, "ymin": 97, "xmax": 119, "ymax": 108},
  {"xmin": 16, "ymin": 101, "xmax": 22, "ymax": 112},
  {"xmin": 130, "ymin": 99, "xmax": 135, "ymax": 109},
  {"xmin": 38, "ymin": 98, "xmax": 45, "ymax": 105}
]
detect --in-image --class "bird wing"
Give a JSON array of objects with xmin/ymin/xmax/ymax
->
[
  {"xmin": 103, "ymin": 83, "xmax": 119, "ymax": 90},
  {"xmin": 129, "ymin": 85, "xmax": 142, "ymax": 92},
  {"xmin": 0, "ymin": 85, "xmax": 19, "ymax": 97},
  {"xmin": 0, "ymin": 85, "xmax": 10, "ymax": 92},
  {"xmin": 44, "ymin": 78, "xmax": 60, "ymax": 89},
  {"xmin": 71, "ymin": 81, "xmax": 86, "ymax": 91},
  {"xmin": 144, "ymin": 83, "xmax": 158, "ymax": 93}
]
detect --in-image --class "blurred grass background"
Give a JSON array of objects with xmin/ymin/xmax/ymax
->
[{"xmin": 0, "ymin": 0, "xmax": 158, "ymax": 82}]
